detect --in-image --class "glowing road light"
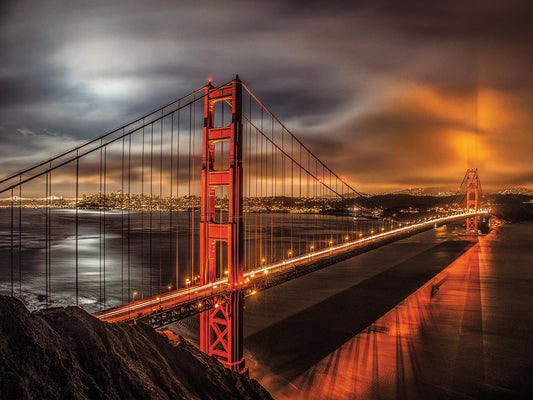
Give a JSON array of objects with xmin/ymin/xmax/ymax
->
[
  {"xmin": 345, "ymin": 235, "xmax": 349, "ymax": 242},
  {"xmin": 224, "ymin": 270, "xmax": 229, "ymax": 275},
  {"xmin": 359, "ymin": 233, "xmax": 363, "ymax": 237},
  {"xmin": 251, "ymin": 290, "xmax": 256, "ymax": 295},
  {"xmin": 329, "ymin": 240, "xmax": 333, "ymax": 245},
  {"xmin": 251, "ymin": 274, "xmax": 255, "ymax": 278},
  {"xmin": 132, "ymin": 291, "xmax": 138, "ymax": 302},
  {"xmin": 288, "ymin": 251, "xmax": 292, "ymax": 257},
  {"xmin": 185, "ymin": 278, "xmax": 191, "ymax": 285},
  {"xmin": 264, "ymin": 270, "xmax": 268, "ymax": 275},
  {"xmin": 261, "ymin": 258, "xmax": 266, "ymax": 265},
  {"xmin": 215, "ymin": 303, "xmax": 219, "ymax": 308},
  {"xmin": 167, "ymin": 284, "xmax": 172, "ymax": 292},
  {"xmin": 198, "ymin": 302, "xmax": 202, "ymax": 307}
]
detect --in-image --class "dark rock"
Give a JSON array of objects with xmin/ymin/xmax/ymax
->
[{"xmin": 0, "ymin": 296, "xmax": 272, "ymax": 400}]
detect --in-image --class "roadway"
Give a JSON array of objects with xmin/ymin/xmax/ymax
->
[{"xmin": 95, "ymin": 211, "xmax": 489, "ymax": 325}]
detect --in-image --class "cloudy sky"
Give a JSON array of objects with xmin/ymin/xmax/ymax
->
[{"xmin": 1, "ymin": 0, "xmax": 531, "ymax": 193}]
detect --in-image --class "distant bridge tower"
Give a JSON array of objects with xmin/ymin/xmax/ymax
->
[
  {"xmin": 465, "ymin": 168, "xmax": 479, "ymax": 235},
  {"xmin": 199, "ymin": 77, "xmax": 245, "ymax": 373}
]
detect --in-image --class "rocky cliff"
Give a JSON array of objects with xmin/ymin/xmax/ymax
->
[{"xmin": 0, "ymin": 296, "xmax": 272, "ymax": 400}]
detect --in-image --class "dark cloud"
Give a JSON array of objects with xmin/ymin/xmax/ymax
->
[{"xmin": 0, "ymin": 0, "xmax": 531, "ymax": 193}]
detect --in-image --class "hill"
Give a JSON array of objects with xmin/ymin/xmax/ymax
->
[{"xmin": 0, "ymin": 296, "xmax": 272, "ymax": 400}]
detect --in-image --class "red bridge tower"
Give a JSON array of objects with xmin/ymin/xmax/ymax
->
[
  {"xmin": 199, "ymin": 77, "xmax": 245, "ymax": 373},
  {"xmin": 465, "ymin": 168, "xmax": 479, "ymax": 235}
]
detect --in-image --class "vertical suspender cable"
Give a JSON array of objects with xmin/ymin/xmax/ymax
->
[
  {"xmin": 299, "ymin": 144, "xmax": 302, "ymax": 256},
  {"xmin": 260, "ymin": 107, "xmax": 263, "ymax": 266},
  {"xmin": 76, "ymin": 153, "xmax": 79, "ymax": 306},
  {"xmin": 49, "ymin": 167, "xmax": 52, "ymax": 306},
  {"xmin": 121, "ymin": 131, "xmax": 125, "ymax": 304},
  {"xmin": 10, "ymin": 189, "xmax": 14, "ymax": 296},
  {"xmin": 45, "ymin": 172, "xmax": 49, "ymax": 306},
  {"xmin": 159, "ymin": 114, "xmax": 163, "ymax": 294},
  {"xmin": 170, "ymin": 112, "xmax": 174, "ymax": 290},
  {"xmin": 127, "ymin": 134, "xmax": 132, "ymax": 301},
  {"xmin": 271, "ymin": 117, "xmax": 274, "ymax": 263},
  {"xmin": 176, "ymin": 109, "xmax": 180, "ymax": 289},
  {"xmin": 192, "ymin": 98, "xmax": 196, "ymax": 282},
  {"xmin": 141, "ymin": 124, "xmax": 145, "ymax": 299},
  {"xmin": 103, "ymin": 146, "xmax": 106, "ymax": 307},
  {"xmin": 99, "ymin": 142, "xmax": 103, "ymax": 308},
  {"xmin": 150, "ymin": 123, "xmax": 154, "ymax": 297},
  {"xmin": 19, "ymin": 177, "xmax": 22, "ymax": 299},
  {"xmin": 188, "ymin": 104, "xmax": 192, "ymax": 286},
  {"xmin": 290, "ymin": 134, "xmax": 293, "ymax": 256}
]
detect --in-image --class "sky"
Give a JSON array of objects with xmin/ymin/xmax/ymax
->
[{"xmin": 1, "ymin": 0, "xmax": 532, "ymax": 193}]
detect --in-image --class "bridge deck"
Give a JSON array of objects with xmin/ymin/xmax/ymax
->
[{"xmin": 95, "ymin": 211, "xmax": 488, "ymax": 326}]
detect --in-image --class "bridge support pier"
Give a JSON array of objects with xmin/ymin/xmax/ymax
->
[{"xmin": 199, "ymin": 77, "xmax": 246, "ymax": 373}]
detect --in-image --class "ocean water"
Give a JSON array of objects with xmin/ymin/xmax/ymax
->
[
  {"xmin": 0, "ymin": 208, "xmax": 376, "ymax": 312},
  {"xmin": 243, "ymin": 222, "xmax": 533, "ymax": 399}
]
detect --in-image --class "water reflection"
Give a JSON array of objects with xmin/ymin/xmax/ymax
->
[
  {"xmin": 0, "ymin": 208, "xmax": 392, "ymax": 312},
  {"xmin": 267, "ymin": 236, "xmax": 486, "ymax": 400}
]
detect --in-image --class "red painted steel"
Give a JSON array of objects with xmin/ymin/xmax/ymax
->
[
  {"xmin": 199, "ymin": 77, "xmax": 245, "ymax": 373},
  {"xmin": 466, "ymin": 168, "xmax": 479, "ymax": 235}
]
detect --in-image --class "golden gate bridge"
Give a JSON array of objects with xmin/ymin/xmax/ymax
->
[{"xmin": 0, "ymin": 76, "xmax": 487, "ymax": 373}]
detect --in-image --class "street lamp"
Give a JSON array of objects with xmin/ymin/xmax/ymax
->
[
  {"xmin": 132, "ymin": 291, "xmax": 138, "ymax": 303},
  {"xmin": 167, "ymin": 284, "xmax": 171, "ymax": 293},
  {"xmin": 186, "ymin": 278, "xmax": 191, "ymax": 299}
]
